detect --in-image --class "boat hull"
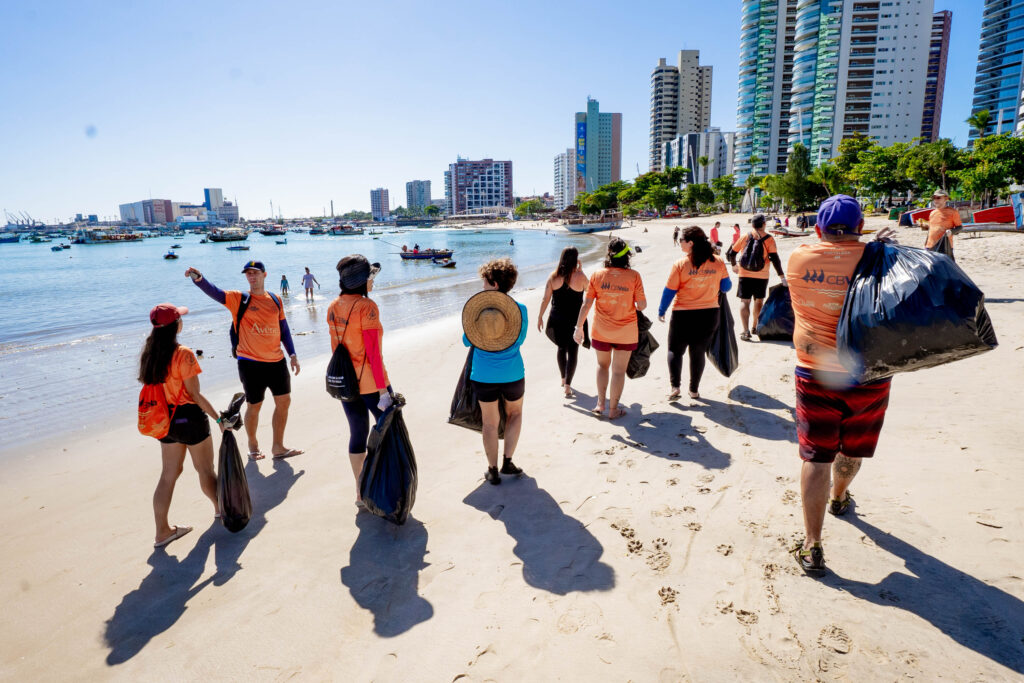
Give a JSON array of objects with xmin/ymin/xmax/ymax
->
[
  {"xmin": 400, "ymin": 250, "xmax": 453, "ymax": 260},
  {"xmin": 565, "ymin": 221, "xmax": 623, "ymax": 234}
]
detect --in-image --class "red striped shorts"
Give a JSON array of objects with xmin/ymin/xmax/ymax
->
[{"xmin": 795, "ymin": 374, "xmax": 891, "ymax": 463}]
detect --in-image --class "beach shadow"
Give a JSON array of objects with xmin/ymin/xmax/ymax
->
[
  {"xmin": 463, "ymin": 477, "xmax": 615, "ymax": 595},
  {"xmin": 825, "ymin": 515, "xmax": 1024, "ymax": 674},
  {"xmin": 610, "ymin": 409, "xmax": 731, "ymax": 471},
  {"xmin": 678, "ymin": 397, "xmax": 796, "ymax": 443},
  {"xmin": 339, "ymin": 514, "xmax": 434, "ymax": 637},
  {"xmin": 728, "ymin": 384, "xmax": 791, "ymax": 411},
  {"xmin": 104, "ymin": 525, "xmax": 217, "ymax": 666}
]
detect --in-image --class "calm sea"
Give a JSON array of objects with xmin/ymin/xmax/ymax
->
[{"xmin": 0, "ymin": 227, "xmax": 600, "ymax": 453}]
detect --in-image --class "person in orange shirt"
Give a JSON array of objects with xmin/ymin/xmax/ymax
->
[
  {"xmin": 658, "ymin": 226, "xmax": 731, "ymax": 400},
  {"xmin": 925, "ymin": 189, "xmax": 962, "ymax": 254},
  {"xmin": 726, "ymin": 214, "xmax": 788, "ymax": 340},
  {"xmin": 785, "ymin": 195, "xmax": 895, "ymax": 577},
  {"xmin": 574, "ymin": 237, "xmax": 647, "ymax": 419},
  {"xmin": 186, "ymin": 261, "xmax": 303, "ymax": 461},
  {"xmin": 139, "ymin": 303, "xmax": 225, "ymax": 548},
  {"xmin": 328, "ymin": 255, "xmax": 393, "ymax": 507}
]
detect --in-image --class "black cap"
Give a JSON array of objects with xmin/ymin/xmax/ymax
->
[
  {"xmin": 241, "ymin": 260, "xmax": 266, "ymax": 273},
  {"xmin": 337, "ymin": 255, "xmax": 381, "ymax": 289}
]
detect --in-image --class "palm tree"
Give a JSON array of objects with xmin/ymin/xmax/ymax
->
[
  {"xmin": 809, "ymin": 161, "xmax": 843, "ymax": 195},
  {"xmin": 697, "ymin": 156, "xmax": 710, "ymax": 184},
  {"xmin": 966, "ymin": 110, "xmax": 991, "ymax": 140}
]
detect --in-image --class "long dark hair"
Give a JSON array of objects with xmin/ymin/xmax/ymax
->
[
  {"xmin": 138, "ymin": 323, "xmax": 180, "ymax": 385},
  {"xmin": 682, "ymin": 226, "xmax": 715, "ymax": 269},
  {"xmin": 604, "ymin": 237, "xmax": 631, "ymax": 269},
  {"xmin": 555, "ymin": 247, "xmax": 579, "ymax": 279}
]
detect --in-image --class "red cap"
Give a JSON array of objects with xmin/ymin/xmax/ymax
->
[{"xmin": 150, "ymin": 303, "xmax": 189, "ymax": 327}]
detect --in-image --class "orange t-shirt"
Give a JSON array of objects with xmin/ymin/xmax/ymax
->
[
  {"xmin": 328, "ymin": 294, "xmax": 389, "ymax": 394},
  {"xmin": 163, "ymin": 346, "xmax": 201, "ymax": 405},
  {"xmin": 786, "ymin": 240, "xmax": 867, "ymax": 373},
  {"xmin": 926, "ymin": 207, "xmax": 961, "ymax": 248},
  {"xmin": 586, "ymin": 267, "xmax": 646, "ymax": 344},
  {"xmin": 666, "ymin": 255, "xmax": 728, "ymax": 310},
  {"xmin": 225, "ymin": 291, "xmax": 286, "ymax": 362},
  {"xmin": 732, "ymin": 231, "xmax": 779, "ymax": 279}
]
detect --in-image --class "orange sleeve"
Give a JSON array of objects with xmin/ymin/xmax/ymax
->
[
  {"xmin": 766, "ymin": 236, "xmax": 778, "ymax": 254},
  {"xmin": 176, "ymin": 348, "xmax": 201, "ymax": 380},
  {"xmin": 665, "ymin": 261, "xmax": 682, "ymax": 290},
  {"xmin": 360, "ymin": 300, "xmax": 383, "ymax": 332},
  {"xmin": 586, "ymin": 272, "xmax": 600, "ymax": 299},
  {"xmin": 733, "ymin": 234, "xmax": 748, "ymax": 253},
  {"xmin": 327, "ymin": 305, "xmax": 339, "ymax": 352},
  {"xmin": 952, "ymin": 210, "xmax": 962, "ymax": 227},
  {"xmin": 224, "ymin": 291, "xmax": 241, "ymax": 316}
]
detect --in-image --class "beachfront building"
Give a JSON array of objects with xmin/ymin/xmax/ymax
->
[
  {"xmin": 370, "ymin": 188, "xmax": 389, "ymax": 221},
  {"xmin": 970, "ymin": 0, "xmax": 1024, "ymax": 139},
  {"xmin": 649, "ymin": 51, "xmax": 713, "ymax": 172},
  {"xmin": 574, "ymin": 98, "xmax": 622, "ymax": 194},
  {"xmin": 922, "ymin": 10, "xmax": 952, "ymax": 142},
  {"xmin": 119, "ymin": 199, "xmax": 173, "ymax": 225},
  {"xmin": 212, "ymin": 201, "xmax": 240, "ymax": 223},
  {"xmin": 443, "ymin": 158, "xmax": 513, "ymax": 215},
  {"xmin": 662, "ymin": 128, "xmax": 736, "ymax": 185},
  {"xmin": 203, "ymin": 188, "xmax": 224, "ymax": 211},
  {"xmin": 736, "ymin": 0, "xmax": 934, "ymax": 183},
  {"xmin": 405, "ymin": 180, "xmax": 431, "ymax": 212},
  {"xmin": 554, "ymin": 148, "xmax": 576, "ymax": 211}
]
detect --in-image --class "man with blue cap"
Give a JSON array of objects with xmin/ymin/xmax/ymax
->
[
  {"xmin": 184, "ymin": 260, "xmax": 303, "ymax": 462},
  {"xmin": 785, "ymin": 195, "xmax": 894, "ymax": 576}
]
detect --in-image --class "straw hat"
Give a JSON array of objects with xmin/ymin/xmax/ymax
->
[{"xmin": 462, "ymin": 291, "xmax": 522, "ymax": 352}]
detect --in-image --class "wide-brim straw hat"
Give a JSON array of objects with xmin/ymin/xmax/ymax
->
[{"xmin": 462, "ymin": 291, "xmax": 522, "ymax": 352}]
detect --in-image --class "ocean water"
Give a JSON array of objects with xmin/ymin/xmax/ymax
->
[{"xmin": 0, "ymin": 227, "xmax": 601, "ymax": 452}]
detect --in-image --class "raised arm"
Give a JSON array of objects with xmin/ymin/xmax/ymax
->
[{"xmin": 185, "ymin": 267, "xmax": 226, "ymax": 305}]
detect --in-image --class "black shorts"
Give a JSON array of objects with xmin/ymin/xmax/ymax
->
[
  {"xmin": 737, "ymin": 277, "xmax": 769, "ymax": 300},
  {"xmin": 159, "ymin": 403, "xmax": 212, "ymax": 446},
  {"xmin": 238, "ymin": 358, "xmax": 291, "ymax": 404},
  {"xmin": 471, "ymin": 378, "xmax": 525, "ymax": 403}
]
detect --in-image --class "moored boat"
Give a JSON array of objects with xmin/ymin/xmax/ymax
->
[
  {"xmin": 71, "ymin": 228, "xmax": 142, "ymax": 244},
  {"xmin": 400, "ymin": 248, "xmax": 454, "ymax": 260},
  {"xmin": 0, "ymin": 233, "xmax": 21, "ymax": 244},
  {"xmin": 329, "ymin": 224, "xmax": 365, "ymax": 236},
  {"xmin": 564, "ymin": 210, "xmax": 624, "ymax": 234},
  {"xmin": 972, "ymin": 205, "xmax": 1015, "ymax": 224},
  {"xmin": 207, "ymin": 228, "xmax": 250, "ymax": 242},
  {"xmin": 432, "ymin": 257, "xmax": 456, "ymax": 268},
  {"xmin": 51, "ymin": 245, "xmax": 63, "ymax": 252},
  {"xmin": 226, "ymin": 245, "xmax": 250, "ymax": 251},
  {"xmin": 259, "ymin": 225, "xmax": 287, "ymax": 236}
]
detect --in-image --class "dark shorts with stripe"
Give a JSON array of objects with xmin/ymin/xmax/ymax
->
[
  {"xmin": 159, "ymin": 403, "xmax": 211, "ymax": 446},
  {"xmin": 795, "ymin": 374, "xmax": 891, "ymax": 463}
]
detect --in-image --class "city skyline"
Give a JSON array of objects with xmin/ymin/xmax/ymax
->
[{"xmin": 0, "ymin": 1, "xmax": 984, "ymax": 221}]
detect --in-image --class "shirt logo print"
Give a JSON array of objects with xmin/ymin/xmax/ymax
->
[{"xmin": 802, "ymin": 269, "xmax": 826, "ymax": 283}]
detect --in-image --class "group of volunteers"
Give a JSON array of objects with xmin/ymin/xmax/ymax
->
[{"xmin": 140, "ymin": 192, "xmax": 952, "ymax": 580}]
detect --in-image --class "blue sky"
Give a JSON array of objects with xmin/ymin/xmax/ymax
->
[{"xmin": 0, "ymin": 0, "xmax": 982, "ymax": 222}]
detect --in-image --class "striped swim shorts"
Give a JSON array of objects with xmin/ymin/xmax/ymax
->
[{"xmin": 795, "ymin": 374, "xmax": 892, "ymax": 463}]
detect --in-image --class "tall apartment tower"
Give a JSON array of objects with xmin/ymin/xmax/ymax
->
[
  {"xmin": 574, "ymin": 98, "xmax": 622, "ymax": 193},
  {"xmin": 922, "ymin": 10, "xmax": 952, "ymax": 142},
  {"xmin": 970, "ymin": 0, "xmax": 1024, "ymax": 140},
  {"xmin": 553, "ymin": 149, "xmax": 576, "ymax": 211},
  {"xmin": 370, "ymin": 188, "xmax": 389, "ymax": 221},
  {"xmin": 203, "ymin": 188, "xmax": 224, "ymax": 211},
  {"xmin": 737, "ymin": 0, "xmax": 934, "ymax": 183},
  {"xmin": 649, "ymin": 51, "xmax": 712, "ymax": 172},
  {"xmin": 443, "ymin": 158, "xmax": 514, "ymax": 215},
  {"xmin": 405, "ymin": 180, "xmax": 431, "ymax": 211}
]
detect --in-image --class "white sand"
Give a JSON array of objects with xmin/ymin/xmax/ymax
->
[{"xmin": 1, "ymin": 215, "xmax": 1023, "ymax": 681}]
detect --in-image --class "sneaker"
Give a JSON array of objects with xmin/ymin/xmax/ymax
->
[
  {"xmin": 485, "ymin": 467, "xmax": 501, "ymax": 485},
  {"xmin": 739, "ymin": 331, "xmax": 752, "ymax": 342},
  {"xmin": 793, "ymin": 542, "xmax": 826, "ymax": 577},
  {"xmin": 500, "ymin": 458, "xmax": 524, "ymax": 477}
]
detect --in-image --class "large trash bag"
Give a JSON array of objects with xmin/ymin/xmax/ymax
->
[
  {"xmin": 706, "ymin": 292, "xmax": 739, "ymax": 377},
  {"xmin": 448, "ymin": 348, "xmax": 506, "ymax": 438},
  {"xmin": 360, "ymin": 394, "xmax": 417, "ymax": 525},
  {"xmin": 217, "ymin": 430, "xmax": 252, "ymax": 533},
  {"xmin": 929, "ymin": 233, "xmax": 954, "ymax": 259},
  {"xmin": 627, "ymin": 311, "xmax": 660, "ymax": 379},
  {"xmin": 755, "ymin": 284, "xmax": 795, "ymax": 341},
  {"xmin": 837, "ymin": 241, "xmax": 998, "ymax": 383}
]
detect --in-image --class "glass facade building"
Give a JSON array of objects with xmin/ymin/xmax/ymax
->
[{"xmin": 970, "ymin": 0, "xmax": 1024, "ymax": 139}]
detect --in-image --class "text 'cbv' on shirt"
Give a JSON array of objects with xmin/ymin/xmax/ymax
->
[
  {"xmin": 586, "ymin": 267, "xmax": 646, "ymax": 345},
  {"xmin": 666, "ymin": 255, "xmax": 728, "ymax": 310},
  {"xmin": 225, "ymin": 291, "xmax": 286, "ymax": 362},
  {"xmin": 785, "ymin": 240, "xmax": 866, "ymax": 374},
  {"xmin": 327, "ymin": 294, "xmax": 389, "ymax": 395}
]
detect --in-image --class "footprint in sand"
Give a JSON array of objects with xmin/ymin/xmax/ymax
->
[
  {"xmin": 627, "ymin": 539, "xmax": 644, "ymax": 554},
  {"xmin": 781, "ymin": 490, "xmax": 799, "ymax": 505},
  {"xmin": 646, "ymin": 551, "xmax": 671, "ymax": 572},
  {"xmin": 716, "ymin": 600, "xmax": 734, "ymax": 614},
  {"xmin": 697, "ymin": 473, "xmax": 715, "ymax": 485},
  {"xmin": 686, "ymin": 522, "xmax": 702, "ymax": 532},
  {"xmin": 658, "ymin": 586, "xmax": 678, "ymax": 605},
  {"xmin": 696, "ymin": 487, "xmax": 711, "ymax": 495},
  {"xmin": 682, "ymin": 506, "xmax": 696, "ymax": 513},
  {"xmin": 651, "ymin": 505, "xmax": 685, "ymax": 518},
  {"xmin": 652, "ymin": 537, "xmax": 668, "ymax": 550},
  {"xmin": 611, "ymin": 522, "xmax": 636, "ymax": 539},
  {"xmin": 818, "ymin": 625, "xmax": 852, "ymax": 654},
  {"xmin": 670, "ymin": 463, "xmax": 682, "ymax": 469},
  {"xmin": 666, "ymin": 478, "xmax": 679, "ymax": 486},
  {"xmin": 716, "ymin": 544, "xmax": 733, "ymax": 556},
  {"xmin": 735, "ymin": 609, "xmax": 758, "ymax": 625}
]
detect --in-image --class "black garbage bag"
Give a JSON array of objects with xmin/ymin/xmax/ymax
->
[
  {"xmin": 627, "ymin": 311, "xmax": 660, "ymax": 379},
  {"xmin": 837, "ymin": 241, "xmax": 998, "ymax": 382},
  {"xmin": 755, "ymin": 284, "xmax": 795, "ymax": 341},
  {"xmin": 706, "ymin": 292, "xmax": 739, "ymax": 377},
  {"xmin": 360, "ymin": 395, "xmax": 417, "ymax": 525},
  {"xmin": 929, "ymin": 233, "xmax": 954, "ymax": 259},
  {"xmin": 448, "ymin": 348, "xmax": 506, "ymax": 438},
  {"xmin": 217, "ymin": 430, "xmax": 252, "ymax": 533},
  {"xmin": 545, "ymin": 316, "xmax": 590, "ymax": 350}
]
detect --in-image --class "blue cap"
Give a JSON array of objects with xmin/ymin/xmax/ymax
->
[
  {"xmin": 241, "ymin": 260, "xmax": 265, "ymax": 273},
  {"xmin": 816, "ymin": 195, "xmax": 863, "ymax": 235}
]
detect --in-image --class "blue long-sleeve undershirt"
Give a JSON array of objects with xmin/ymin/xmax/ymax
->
[
  {"xmin": 658, "ymin": 277, "xmax": 732, "ymax": 317},
  {"xmin": 193, "ymin": 276, "xmax": 296, "ymax": 357}
]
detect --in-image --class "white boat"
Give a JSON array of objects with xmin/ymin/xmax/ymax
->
[{"xmin": 564, "ymin": 211, "xmax": 624, "ymax": 234}]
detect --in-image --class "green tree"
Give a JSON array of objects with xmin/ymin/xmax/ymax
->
[
  {"xmin": 808, "ymin": 161, "xmax": 850, "ymax": 196},
  {"xmin": 850, "ymin": 142, "xmax": 914, "ymax": 206},
  {"xmin": 681, "ymin": 183, "xmax": 714, "ymax": 212},
  {"xmin": 833, "ymin": 132, "xmax": 873, "ymax": 177},
  {"xmin": 514, "ymin": 198, "xmax": 545, "ymax": 217},
  {"xmin": 643, "ymin": 184, "xmax": 676, "ymax": 215},
  {"xmin": 665, "ymin": 166, "xmax": 687, "ymax": 190},
  {"xmin": 966, "ymin": 109, "xmax": 991, "ymax": 140},
  {"xmin": 575, "ymin": 190, "xmax": 617, "ymax": 215},
  {"xmin": 898, "ymin": 138, "xmax": 964, "ymax": 194},
  {"xmin": 778, "ymin": 143, "xmax": 826, "ymax": 209},
  {"xmin": 711, "ymin": 175, "xmax": 742, "ymax": 212},
  {"xmin": 424, "ymin": 204, "xmax": 441, "ymax": 217},
  {"xmin": 697, "ymin": 156, "xmax": 710, "ymax": 183},
  {"xmin": 954, "ymin": 133, "xmax": 1024, "ymax": 206}
]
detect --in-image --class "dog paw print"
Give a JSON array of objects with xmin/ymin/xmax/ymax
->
[
  {"xmin": 627, "ymin": 539, "xmax": 644, "ymax": 554},
  {"xmin": 658, "ymin": 586, "xmax": 677, "ymax": 605},
  {"xmin": 653, "ymin": 537, "xmax": 667, "ymax": 550}
]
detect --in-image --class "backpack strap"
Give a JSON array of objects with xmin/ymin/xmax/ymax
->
[
  {"xmin": 268, "ymin": 292, "xmax": 282, "ymax": 312},
  {"xmin": 234, "ymin": 292, "xmax": 252, "ymax": 333}
]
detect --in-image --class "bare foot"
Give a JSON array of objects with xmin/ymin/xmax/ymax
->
[
  {"xmin": 688, "ymin": 391, "xmax": 700, "ymax": 399},
  {"xmin": 609, "ymin": 405, "xmax": 628, "ymax": 419},
  {"xmin": 592, "ymin": 400, "xmax": 606, "ymax": 415}
]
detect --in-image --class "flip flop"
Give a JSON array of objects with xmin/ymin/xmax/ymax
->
[
  {"xmin": 272, "ymin": 448, "xmax": 304, "ymax": 459},
  {"xmin": 668, "ymin": 389, "xmax": 682, "ymax": 401},
  {"xmin": 154, "ymin": 525, "xmax": 193, "ymax": 548},
  {"xmin": 247, "ymin": 451, "xmax": 266, "ymax": 461}
]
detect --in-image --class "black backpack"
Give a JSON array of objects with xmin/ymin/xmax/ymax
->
[
  {"xmin": 230, "ymin": 292, "xmax": 282, "ymax": 359},
  {"xmin": 325, "ymin": 301, "xmax": 363, "ymax": 402},
  {"xmin": 739, "ymin": 233, "xmax": 769, "ymax": 272}
]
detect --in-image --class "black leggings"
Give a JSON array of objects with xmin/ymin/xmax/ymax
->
[
  {"xmin": 667, "ymin": 308, "xmax": 719, "ymax": 393},
  {"xmin": 556, "ymin": 343, "xmax": 580, "ymax": 386},
  {"xmin": 341, "ymin": 386, "xmax": 392, "ymax": 454}
]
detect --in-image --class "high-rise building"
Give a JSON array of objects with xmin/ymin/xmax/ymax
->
[
  {"xmin": 737, "ymin": 0, "xmax": 934, "ymax": 183},
  {"xmin": 922, "ymin": 10, "xmax": 952, "ymax": 142},
  {"xmin": 553, "ymin": 148, "xmax": 576, "ymax": 210},
  {"xmin": 119, "ymin": 199, "xmax": 174, "ymax": 225},
  {"xmin": 405, "ymin": 180, "xmax": 432, "ymax": 211},
  {"xmin": 444, "ymin": 158, "xmax": 514, "ymax": 215},
  {"xmin": 970, "ymin": 0, "xmax": 1024, "ymax": 139},
  {"xmin": 203, "ymin": 188, "xmax": 224, "ymax": 211},
  {"xmin": 370, "ymin": 188, "xmax": 390, "ymax": 221},
  {"xmin": 574, "ymin": 98, "xmax": 622, "ymax": 194},
  {"xmin": 662, "ymin": 128, "xmax": 736, "ymax": 185},
  {"xmin": 649, "ymin": 51, "xmax": 713, "ymax": 172}
]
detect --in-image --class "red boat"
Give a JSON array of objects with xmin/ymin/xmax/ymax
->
[{"xmin": 972, "ymin": 205, "xmax": 1015, "ymax": 224}]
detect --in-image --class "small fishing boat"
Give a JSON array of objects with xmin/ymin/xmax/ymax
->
[
  {"xmin": 769, "ymin": 226, "xmax": 812, "ymax": 238},
  {"xmin": 276, "ymin": 238, "xmax": 287, "ymax": 245},
  {"xmin": 226, "ymin": 245, "xmax": 250, "ymax": 251},
  {"xmin": 309, "ymin": 227, "xmax": 327, "ymax": 235},
  {"xmin": 259, "ymin": 225, "xmax": 287, "ymax": 236},
  {"xmin": 163, "ymin": 251, "xmax": 179, "ymax": 259},
  {"xmin": 400, "ymin": 248, "xmax": 454, "ymax": 260},
  {"xmin": 432, "ymin": 258, "xmax": 456, "ymax": 268},
  {"xmin": 61, "ymin": 243, "xmax": 70, "ymax": 249},
  {"xmin": 171, "ymin": 243, "xmax": 182, "ymax": 249},
  {"xmin": 564, "ymin": 210, "xmax": 624, "ymax": 234},
  {"xmin": 199, "ymin": 237, "xmax": 208, "ymax": 243},
  {"xmin": 50, "ymin": 245, "xmax": 63, "ymax": 252}
]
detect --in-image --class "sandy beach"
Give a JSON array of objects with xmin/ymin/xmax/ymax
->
[{"xmin": 1, "ymin": 215, "xmax": 1022, "ymax": 681}]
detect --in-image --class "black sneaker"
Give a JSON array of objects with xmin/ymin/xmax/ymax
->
[
  {"xmin": 500, "ymin": 458, "xmax": 524, "ymax": 477},
  {"xmin": 828, "ymin": 491, "xmax": 852, "ymax": 516},
  {"xmin": 793, "ymin": 542, "xmax": 826, "ymax": 577},
  {"xmin": 485, "ymin": 467, "xmax": 501, "ymax": 485}
]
